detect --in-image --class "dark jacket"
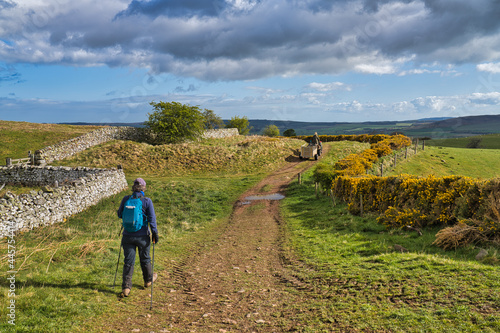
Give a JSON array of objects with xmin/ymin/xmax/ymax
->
[{"xmin": 117, "ymin": 191, "xmax": 158, "ymax": 236}]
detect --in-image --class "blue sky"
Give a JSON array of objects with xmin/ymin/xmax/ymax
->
[{"xmin": 2, "ymin": 0, "xmax": 500, "ymax": 124}]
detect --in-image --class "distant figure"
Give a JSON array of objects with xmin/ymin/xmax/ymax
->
[
  {"xmin": 312, "ymin": 132, "xmax": 320, "ymax": 146},
  {"xmin": 117, "ymin": 178, "xmax": 159, "ymax": 297}
]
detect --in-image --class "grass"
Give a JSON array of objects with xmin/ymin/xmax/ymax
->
[
  {"xmin": 383, "ymin": 146, "xmax": 500, "ymax": 179},
  {"xmin": 0, "ymin": 120, "xmax": 101, "ymax": 161},
  {"xmin": 51, "ymin": 136, "xmax": 305, "ymax": 176},
  {"xmin": 0, "ymin": 174, "xmax": 260, "ymax": 332},
  {"xmin": 281, "ymin": 166, "xmax": 500, "ymax": 331},
  {"xmin": 427, "ymin": 134, "xmax": 500, "ymax": 149}
]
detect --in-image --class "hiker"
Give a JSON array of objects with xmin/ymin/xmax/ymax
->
[{"xmin": 117, "ymin": 178, "xmax": 159, "ymax": 297}]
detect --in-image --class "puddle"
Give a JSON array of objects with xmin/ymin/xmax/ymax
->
[{"xmin": 244, "ymin": 193, "xmax": 285, "ymax": 201}]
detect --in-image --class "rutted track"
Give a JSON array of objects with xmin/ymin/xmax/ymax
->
[{"xmin": 107, "ymin": 148, "xmax": 327, "ymax": 332}]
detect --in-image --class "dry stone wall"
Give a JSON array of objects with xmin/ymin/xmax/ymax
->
[
  {"xmin": 37, "ymin": 126, "xmax": 141, "ymax": 163},
  {"xmin": 202, "ymin": 128, "xmax": 239, "ymax": 139},
  {"xmin": 37, "ymin": 126, "xmax": 238, "ymax": 163},
  {"xmin": 0, "ymin": 165, "xmax": 128, "ymax": 238},
  {"xmin": 1, "ymin": 126, "xmax": 238, "ymax": 237}
]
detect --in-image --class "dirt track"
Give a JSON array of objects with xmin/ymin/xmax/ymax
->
[{"xmin": 108, "ymin": 151, "xmax": 325, "ymax": 332}]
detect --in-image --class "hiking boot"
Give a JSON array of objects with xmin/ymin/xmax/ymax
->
[
  {"xmin": 144, "ymin": 273, "xmax": 157, "ymax": 288},
  {"xmin": 122, "ymin": 288, "xmax": 131, "ymax": 297}
]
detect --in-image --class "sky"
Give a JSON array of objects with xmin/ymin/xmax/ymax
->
[{"xmin": 2, "ymin": 0, "xmax": 500, "ymax": 124}]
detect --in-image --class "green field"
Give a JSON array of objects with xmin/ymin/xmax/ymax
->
[
  {"xmin": 427, "ymin": 133, "xmax": 500, "ymax": 149},
  {"xmin": 385, "ymin": 146, "xmax": 500, "ymax": 179},
  {"xmin": 0, "ymin": 121, "xmax": 101, "ymax": 161}
]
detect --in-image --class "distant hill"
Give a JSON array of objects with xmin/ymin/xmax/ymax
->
[{"xmin": 59, "ymin": 114, "xmax": 500, "ymax": 138}]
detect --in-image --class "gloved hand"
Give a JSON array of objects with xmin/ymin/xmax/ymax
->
[{"xmin": 152, "ymin": 231, "xmax": 159, "ymax": 244}]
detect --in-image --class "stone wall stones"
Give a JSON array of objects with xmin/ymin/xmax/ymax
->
[
  {"xmin": 37, "ymin": 126, "xmax": 141, "ymax": 163},
  {"xmin": 37, "ymin": 126, "xmax": 238, "ymax": 163},
  {"xmin": 201, "ymin": 128, "xmax": 239, "ymax": 139},
  {"xmin": 0, "ymin": 165, "xmax": 128, "ymax": 238}
]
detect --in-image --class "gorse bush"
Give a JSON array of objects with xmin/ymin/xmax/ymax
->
[
  {"xmin": 332, "ymin": 174, "xmax": 500, "ymax": 248},
  {"xmin": 313, "ymin": 134, "xmax": 411, "ymax": 187}
]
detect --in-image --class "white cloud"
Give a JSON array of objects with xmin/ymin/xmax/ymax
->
[
  {"xmin": 477, "ymin": 62, "xmax": 500, "ymax": 74},
  {"xmin": 305, "ymin": 82, "xmax": 351, "ymax": 92}
]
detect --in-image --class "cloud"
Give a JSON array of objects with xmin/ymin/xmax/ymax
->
[
  {"xmin": 477, "ymin": 62, "xmax": 500, "ymax": 74},
  {"xmin": 0, "ymin": 64, "xmax": 23, "ymax": 84},
  {"xmin": 116, "ymin": 0, "xmax": 228, "ymax": 19},
  {"xmin": 305, "ymin": 82, "xmax": 351, "ymax": 92},
  {"xmin": 2, "ymin": 0, "xmax": 500, "ymax": 81}
]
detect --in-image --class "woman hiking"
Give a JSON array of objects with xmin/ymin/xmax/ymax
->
[{"xmin": 117, "ymin": 177, "xmax": 159, "ymax": 297}]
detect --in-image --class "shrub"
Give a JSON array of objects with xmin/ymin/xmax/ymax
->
[{"xmin": 145, "ymin": 101, "xmax": 205, "ymax": 144}]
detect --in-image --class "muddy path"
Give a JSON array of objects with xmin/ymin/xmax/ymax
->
[{"xmin": 107, "ymin": 149, "xmax": 327, "ymax": 332}]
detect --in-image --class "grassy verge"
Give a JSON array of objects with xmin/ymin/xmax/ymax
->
[
  {"xmin": 281, "ymin": 168, "xmax": 500, "ymax": 331},
  {"xmin": 0, "ymin": 121, "xmax": 101, "ymax": 160},
  {"xmin": 0, "ymin": 174, "xmax": 260, "ymax": 332}
]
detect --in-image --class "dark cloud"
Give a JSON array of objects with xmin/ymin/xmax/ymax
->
[
  {"xmin": 4, "ymin": 0, "xmax": 500, "ymax": 81},
  {"xmin": 0, "ymin": 65, "xmax": 23, "ymax": 85},
  {"xmin": 116, "ymin": 0, "xmax": 228, "ymax": 18},
  {"xmin": 0, "ymin": 0, "xmax": 15, "ymax": 10}
]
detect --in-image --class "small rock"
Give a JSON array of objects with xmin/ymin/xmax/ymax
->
[
  {"xmin": 393, "ymin": 244, "xmax": 408, "ymax": 253},
  {"xmin": 476, "ymin": 249, "xmax": 488, "ymax": 261},
  {"xmin": 255, "ymin": 319, "xmax": 266, "ymax": 324},
  {"xmin": 223, "ymin": 318, "xmax": 238, "ymax": 325}
]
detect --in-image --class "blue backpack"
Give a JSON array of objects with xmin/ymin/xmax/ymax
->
[{"xmin": 122, "ymin": 193, "xmax": 146, "ymax": 232}]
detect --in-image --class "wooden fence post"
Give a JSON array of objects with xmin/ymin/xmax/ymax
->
[
  {"xmin": 422, "ymin": 140, "xmax": 425, "ymax": 151},
  {"xmin": 315, "ymin": 182, "xmax": 319, "ymax": 198},
  {"xmin": 380, "ymin": 164, "xmax": 384, "ymax": 177},
  {"xmin": 298, "ymin": 173, "xmax": 302, "ymax": 184},
  {"xmin": 6, "ymin": 158, "xmax": 11, "ymax": 166},
  {"xmin": 394, "ymin": 153, "xmax": 397, "ymax": 167},
  {"xmin": 360, "ymin": 193, "xmax": 364, "ymax": 216},
  {"xmin": 405, "ymin": 147, "xmax": 408, "ymax": 159},
  {"xmin": 414, "ymin": 138, "xmax": 418, "ymax": 154}
]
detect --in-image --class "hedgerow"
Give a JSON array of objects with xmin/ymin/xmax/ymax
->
[
  {"xmin": 313, "ymin": 134, "xmax": 411, "ymax": 187},
  {"xmin": 331, "ymin": 173, "xmax": 500, "ymax": 248},
  {"xmin": 311, "ymin": 134, "xmax": 499, "ymax": 248}
]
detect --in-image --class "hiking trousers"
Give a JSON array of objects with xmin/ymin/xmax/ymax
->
[{"xmin": 121, "ymin": 234, "xmax": 153, "ymax": 290}]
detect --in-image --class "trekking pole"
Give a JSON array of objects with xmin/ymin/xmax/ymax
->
[
  {"xmin": 150, "ymin": 241, "xmax": 155, "ymax": 310},
  {"xmin": 113, "ymin": 227, "xmax": 123, "ymax": 288}
]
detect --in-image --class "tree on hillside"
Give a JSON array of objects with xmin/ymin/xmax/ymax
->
[
  {"xmin": 226, "ymin": 116, "xmax": 252, "ymax": 135},
  {"xmin": 145, "ymin": 101, "xmax": 205, "ymax": 144},
  {"xmin": 263, "ymin": 125, "xmax": 280, "ymax": 137},
  {"xmin": 203, "ymin": 109, "xmax": 225, "ymax": 129},
  {"xmin": 283, "ymin": 128, "xmax": 296, "ymax": 137},
  {"xmin": 466, "ymin": 138, "xmax": 482, "ymax": 148}
]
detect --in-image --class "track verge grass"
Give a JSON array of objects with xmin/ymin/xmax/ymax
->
[{"xmin": 280, "ymin": 163, "xmax": 500, "ymax": 331}]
